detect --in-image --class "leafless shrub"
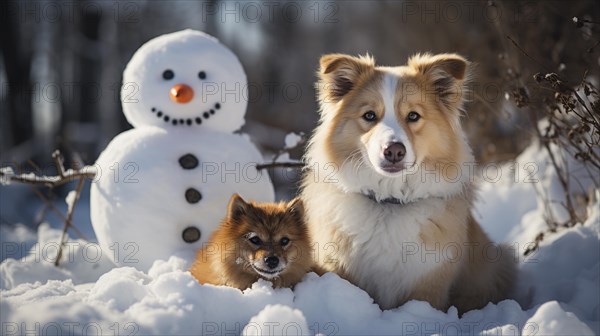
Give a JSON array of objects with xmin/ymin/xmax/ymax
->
[{"xmin": 501, "ymin": 15, "xmax": 600, "ymax": 253}]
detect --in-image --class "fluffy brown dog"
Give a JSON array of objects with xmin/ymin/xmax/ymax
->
[{"xmin": 190, "ymin": 194, "xmax": 315, "ymax": 289}]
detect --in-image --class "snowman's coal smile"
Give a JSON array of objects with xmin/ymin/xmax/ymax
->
[{"xmin": 150, "ymin": 102, "xmax": 222, "ymax": 126}]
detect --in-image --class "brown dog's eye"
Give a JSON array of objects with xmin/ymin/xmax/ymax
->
[
  {"xmin": 362, "ymin": 111, "xmax": 377, "ymax": 122},
  {"xmin": 280, "ymin": 237, "xmax": 290, "ymax": 246},
  {"xmin": 407, "ymin": 111, "xmax": 421, "ymax": 122},
  {"xmin": 249, "ymin": 236, "xmax": 261, "ymax": 245}
]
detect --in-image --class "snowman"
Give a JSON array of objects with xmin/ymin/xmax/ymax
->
[{"xmin": 90, "ymin": 30, "xmax": 274, "ymax": 271}]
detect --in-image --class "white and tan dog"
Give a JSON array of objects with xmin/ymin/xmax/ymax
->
[{"xmin": 301, "ymin": 53, "xmax": 515, "ymax": 313}]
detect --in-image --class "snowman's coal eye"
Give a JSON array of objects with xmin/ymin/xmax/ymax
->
[
  {"xmin": 162, "ymin": 69, "xmax": 174, "ymax": 80},
  {"xmin": 198, "ymin": 71, "xmax": 206, "ymax": 80}
]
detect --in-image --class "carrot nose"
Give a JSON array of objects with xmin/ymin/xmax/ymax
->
[{"xmin": 169, "ymin": 84, "xmax": 194, "ymax": 104}]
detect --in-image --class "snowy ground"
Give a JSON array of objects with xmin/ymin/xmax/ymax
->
[{"xmin": 1, "ymin": 141, "xmax": 598, "ymax": 335}]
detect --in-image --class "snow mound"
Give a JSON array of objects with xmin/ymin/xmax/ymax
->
[
  {"xmin": 526, "ymin": 301, "xmax": 595, "ymax": 336},
  {"xmin": 243, "ymin": 305, "xmax": 310, "ymax": 336},
  {"xmin": 284, "ymin": 132, "xmax": 304, "ymax": 149},
  {"xmin": 1, "ymin": 223, "xmax": 597, "ymax": 335},
  {"xmin": 0, "ymin": 224, "xmax": 113, "ymax": 290}
]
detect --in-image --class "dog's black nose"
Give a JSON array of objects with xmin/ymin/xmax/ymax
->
[
  {"xmin": 383, "ymin": 142, "xmax": 406, "ymax": 163},
  {"xmin": 264, "ymin": 256, "xmax": 279, "ymax": 269}
]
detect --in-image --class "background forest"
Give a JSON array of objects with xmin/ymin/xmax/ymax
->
[{"xmin": 1, "ymin": 0, "xmax": 599, "ymax": 223}]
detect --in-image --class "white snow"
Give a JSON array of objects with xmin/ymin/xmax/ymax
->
[
  {"xmin": 284, "ymin": 132, "xmax": 304, "ymax": 149},
  {"xmin": 0, "ymin": 224, "xmax": 114, "ymax": 290},
  {"xmin": 64, "ymin": 191, "xmax": 78, "ymax": 214},
  {"xmin": 526, "ymin": 301, "xmax": 595, "ymax": 336},
  {"xmin": 243, "ymin": 305, "xmax": 310, "ymax": 336},
  {"xmin": 0, "ymin": 167, "xmax": 14, "ymax": 185},
  {"xmin": 1, "ymin": 140, "xmax": 599, "ymax": 335},
  {"xmin": 0, "ymin": 224, "xmax": 37, "ymax": 261}
]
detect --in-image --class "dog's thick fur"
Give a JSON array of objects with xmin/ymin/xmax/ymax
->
[
  {"xmin": 190, "ymin": 194, "xmax": 314, "ymax": 289},
  {"xmin": 301, "ymin": 53, "xmax": 515, "ymax": 313}
]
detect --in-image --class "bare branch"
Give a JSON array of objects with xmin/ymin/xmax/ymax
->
[
  {"xmin": 256, "ymin": 162, "xmax": 305, "ymax": 170},
  {"xmin": 506, "ymin": 35, "xmax": 550, "ymax": 72},
  {"xmin": 54, "ymin": 177, "xmax": 86, "ymax": 266},
  {"xmin": 1, "ymin": 169, "xmax": 96, "ymax": 188},
  {"xmin": 11, "ymin": 161, "xmax": 89, "ymax": 241},
  {"xmin": 28, "ymin": 186, "xmax": 88, "ymax": 240},
  {"xmin": 52, "ymin": 150, "xmax": 66, "ymax": 178},
  {"xmin": 2, "ymin": 151, "xmax": 96, "ymax": 188}
]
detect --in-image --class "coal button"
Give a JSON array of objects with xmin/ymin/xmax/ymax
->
[
  {"xmin": 179, "ymin": 154, "xmax": 198, "ymax": 169},
  {"xmin": 185, "ymin": 188, "xmax": 202, "ymax": 204},
  {"xmin": 182, "ymin": 227, "xmax": 201, "ymax": 243}
]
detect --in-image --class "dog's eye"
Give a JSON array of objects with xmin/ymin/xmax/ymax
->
[
  {"xmin": 249, "ymin": 236, "xmax": 261, "ymax": 245},
  {"xmin": 198, "ymin": 71, "xmax": 206, "ymax": 80},
  {"xmin": 280, "ymin": 237, "xmax": 290, "ymax": 246},
  {"xmin": 407, "ymin": 111, "xmax": 421, "ymax": 122},
  {"xmin": 362, "ymin": 111, "xmax": 377, "ymax": 122},
  {"xmin": 162, "ymin": 69, "xmax": 174, "ymax": 80}
]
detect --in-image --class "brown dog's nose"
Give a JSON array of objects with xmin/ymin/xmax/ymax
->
[
  {"xmin": 169, "ymin": 84, "xmax": 194, "ymax": 104},
  {"xmin": 384, "ymin": 142, "xmax": 406, "ymax": 163},
  {"xmin": 264, "ymin": 256, "xmax": 279, "ymax": 269}
]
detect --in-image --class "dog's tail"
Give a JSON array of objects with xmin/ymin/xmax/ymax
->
[{"xmin": 450, "ymin": 217, "xmax": 517, "ymax": 314}]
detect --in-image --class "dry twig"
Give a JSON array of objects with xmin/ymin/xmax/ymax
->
[
  {"xmin": 1, "ymin": 151, "xmax": 96, "ymax": 189},
  {"xmin": 54, "ymin": 177, "xmax": 86, "ymax": 266},
  {"xmin": 256, "ymin": 162, "xmax": 304, "ymax": 170},
  {"xmin": 2, "ymin": 150, "xmax": 96, "ymax": 266}
]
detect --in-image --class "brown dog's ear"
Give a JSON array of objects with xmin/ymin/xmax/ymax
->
[
  {"xmin": 318, "ymin": 54, "xmax": 375, "ymax": 104},
  {"xmin": 408, "ymin": 53, "xmax": 470, "ymax": 111},
  {"xmin": 227, "ymin": 193, "xmax": 250, "ymax": 221},
  {"xmin": 286, "ymin": 198, "xmax": 305, "ymax": 224}
]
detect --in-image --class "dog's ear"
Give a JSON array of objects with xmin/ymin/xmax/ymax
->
[
  {"xmin": 227, "ymin": 193, "xmax": 250, "ymax": 222},
  {"xmin": 408, "ymin": 53, "xmax": 470, "ymax": 111},
  {"xmin": 286, "ymin": 197, "xmax": 305, "ymax": 224},
  {"xmin": 410, "ymin": 53, "xmax": 468, "ymax": 80},
  {"xmin": 318, "ymin": 54, "xmax": 375, "ymax": 104}
]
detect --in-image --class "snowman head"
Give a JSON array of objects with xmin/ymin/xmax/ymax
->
[{"xmin": 122, "ymin": 30, "xmax": 247, "ymax": 133}]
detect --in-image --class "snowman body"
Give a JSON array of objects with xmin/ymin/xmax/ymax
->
[{"xmin": 90, "ymin": 30, "xmax": 274, "ymax": 271}]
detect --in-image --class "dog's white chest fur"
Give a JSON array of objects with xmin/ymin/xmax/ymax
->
[{"xmin": 305, "ymin": 183, "xmax": 449, "ymax": 309}]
